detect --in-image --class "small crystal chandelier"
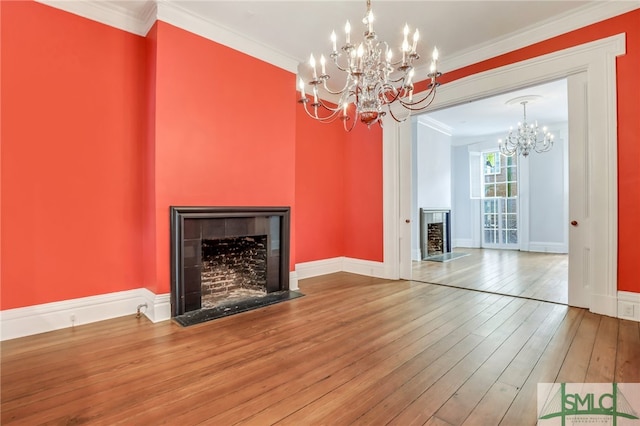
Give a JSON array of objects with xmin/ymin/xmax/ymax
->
[
  {"xmin": 499, "ymin": 100, "xmax": 554, "ymax": 157},
  {"xmin": 297, "ymin": 0, "xmax": 441, "ymax": 131}
]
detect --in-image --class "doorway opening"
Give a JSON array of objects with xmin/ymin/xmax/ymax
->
[{"xmin": 409, "ymin": 79, "xmax": 569, "ymax": 305}]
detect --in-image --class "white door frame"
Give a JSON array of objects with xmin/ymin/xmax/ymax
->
[{"xmin": 384, "ymin": 34, "xmax": 625, "ymax": 317}]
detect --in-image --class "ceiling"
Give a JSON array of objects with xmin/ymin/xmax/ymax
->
[
  {"xmin": 175, "ymin": 1, "xmax": 593, "ymax": 66},
  {"xmin": 40, "ymin": 0, "xmax": 638, "ymax": 137},
  {"xmin": 420, "ymin": 78, "xmax": 568, "ymax": 141}
]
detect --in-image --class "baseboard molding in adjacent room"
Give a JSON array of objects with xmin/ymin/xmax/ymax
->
[
  {"xmin": 527, "ymin": 242, "xmax": 568, "ymax": 254},
  {"xmin": 618, "ymin": 291, "xmax": 640, "ymax": 322},
  {"xmin": 452, "ymin": 239, "xmax": 476, "ymax": 248}
]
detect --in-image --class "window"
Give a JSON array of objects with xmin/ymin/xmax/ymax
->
[{"xmin": 481, "ymin": 151, "xmax": 518, "ymax": 248}]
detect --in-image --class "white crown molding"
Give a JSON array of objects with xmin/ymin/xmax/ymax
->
[
  {"xmin": 35, "ymin": 1, "xmax": 638, "ymax": 77},
  {"xmin": 155, "ymin": 1, "xmax": 299, "ymax": 73},
  {"xmin": 417, "ymin": 116, "xmax": 453, "ymax": 136},
  {"xmin": 35, "ymin": 0, "xmax": 156, "ymax": 36},
  {"xmin": 423, "ymin": 1, "xmax": 639, "ymax": 75}
]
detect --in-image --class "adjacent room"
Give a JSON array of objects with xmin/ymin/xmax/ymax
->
[{"xmin": 411, "ymin": 79, "xmax": 570, "ymax": 305}]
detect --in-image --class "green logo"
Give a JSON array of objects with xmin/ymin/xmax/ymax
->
[{"xmin": 538, "ymin": 383, "xmax": 639, "ymax": 425}]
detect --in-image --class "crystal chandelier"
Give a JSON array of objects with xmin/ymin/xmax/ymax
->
[
  {"xmin": 297, "ymin": 0, "xmax": 441, "ymax": 131},
  {"xmin": 499, "ymin": 100, "xmax": 554, "ymax": 157}
]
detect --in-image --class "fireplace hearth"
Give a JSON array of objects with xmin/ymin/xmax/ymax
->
[{"xmin": 170, "ymin": 206, "xmax": 300, "ymax": 325}]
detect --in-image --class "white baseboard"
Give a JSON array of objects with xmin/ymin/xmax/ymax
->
[
  {"xmin": 0, "ymin": 289, "xmax": 155, "ymax": 341},
  {"xmin": 139, "ymin": 288, "xmax": 171, "ymax": 323},
  {"xmin": 295, "ymin": 257, "xmax": 386, "ymax": 280},
  {"xmin": 453, "ymin": 238, "xmax": 477, "ymax": 248},
  {"xmin": 343, "ymin": 257, "xmax": 386, "ymax": 279},
  {"xmin": 590, "ymin": 292, "xmax": 619, "ymax": 319},
  {"xmin": 0, "ymin": 269, "xmax": 303, "ymax": 341},
  {"xmin": 527, "ymin": 242, "xmax": 568, "ymax": 254},
  {"xmin": 295, "ymin": 257, "xmax": 344, "ymax": 280},
  {"xmin": 289, "ymin": 271, "xmax": 299, "ymax": 291},
  {"xmin": 618, "ymin": 291, "xmax": 640, "ymax": 322},
  {"xmin": 412, "ymin": 248, "xmax": 422, "ymax": 262}
]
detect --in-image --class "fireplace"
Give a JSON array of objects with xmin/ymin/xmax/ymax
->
[
  {"xmin": 420, "ymin": 209, "xmax": 451, "ymax": 259},
  {"xmin": 170, "ymin": 207, "xmax": 291, "ymax": 318}
]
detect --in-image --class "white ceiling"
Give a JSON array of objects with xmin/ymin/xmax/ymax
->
[
  {"xmin": 152, "ymin": 0, "xmax": 612, "ymax": 138},
  {"xmin": 39, "ymin": 0, "xmax": 638, "ymax": 137},
  {"xmin": 420, "ymin": 78, "xmax": 568, "ymax": 141},
  {"xmin": 176, "ymin": 1, "xmax": 593, "ymax": 66}
]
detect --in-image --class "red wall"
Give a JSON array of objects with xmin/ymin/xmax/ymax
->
[
  {"xmin": 146, "ymin": 22, "xmax": 297, "ymax": 294},
  {"xmin": 0, "ymin": 1, "xmax": 147, "ymax": 310},
  {"xmin": 344, "ymin": 124, "xmax": 384, "ymax": 261},
  {"xmin": 1, "ymin": 2, "xmax": 637, "ymax": 312},
  {"xmin": 431, "ymin": 9, "xmax": 640, "ymax": 293},
  {"xmin": 294, "ymin": 107, "xmax": 384, "ymax": 264},
  {"xmin": 295, "ymin": 108, "xmax": 346, "ymax": 263}
]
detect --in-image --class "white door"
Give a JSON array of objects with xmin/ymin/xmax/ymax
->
[{"xmin": 567, "ymin": 72, "xmax": 589, "ymax": 308}]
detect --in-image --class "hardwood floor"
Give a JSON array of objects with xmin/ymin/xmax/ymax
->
[
  {"xmin": 412, "ymin": 248, "xmax": 568, "ymax": 305},
  {"xmin": 2, "ymin": 273, "xmax": 638, "ymax": 425}
]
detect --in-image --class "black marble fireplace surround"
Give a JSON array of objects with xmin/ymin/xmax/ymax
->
[{"xmin": 170, "ymin": 206, "xmax": 295, "ymax": 325}]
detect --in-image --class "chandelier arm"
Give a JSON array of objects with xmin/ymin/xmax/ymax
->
[
  {"xmin": 387, "ymin": 105, "xmax": 409, "ymax": 123},
  {"xmin": 331, "ymin": 55, "xmax": 352, "ymax": 73},
  {"xmin": 342, "ymin": 112, "xmax": 358, "ymax": 132},
  {"xmin": 320, "ymin": 78, "xmax": 352, "ymax": 96},
  {"xmin": 397, "ymin": 87, "xmax": 437, "ymax": 111},
  {"xmin": 387, "ymin": 75, "xmax": 406, "ymax": 84},
  {"xmin": 301, "ymin": 100, "xmax": 342, "ymax": 123}
]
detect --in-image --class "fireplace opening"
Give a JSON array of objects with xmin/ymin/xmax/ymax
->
[
  {"xmin": 170, "ymin": 207, "xmax": 300, "ymax": 325},
  {"xmin": 420, "ymin": 209, "xmax": 451, "ymax": 259},
  {"xmin": 201, "ymin": 236, "xmax": 268, "ymax": 308}
]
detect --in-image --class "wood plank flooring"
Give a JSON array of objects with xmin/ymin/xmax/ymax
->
[
  {"xmin": 412, "ymin": 248, "xmax": 568, "ymax": 305},
  {"xmin": 2, "ymin": 272, "xmax": 638, "ymax": 425}
]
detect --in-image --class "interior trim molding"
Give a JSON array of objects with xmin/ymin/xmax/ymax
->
[
  {"xmin": 289, "ymin": 271, "xmax": 300, "ymax": 291},
  {"xmin": 452, "ymin": 239, "xmax": 476, "ymax": 249},
  {"xmin": 0, "ymin": 269, "xmax": 300, "ymax": 341},
  {"xmin": 35, "ymin": 1, "xmax": 637, "ymax": 77},
  {"xmin": 432, "ymin": 1, "xmax": 638, "ymax": 74},
  {"xmin": 0, "ymin": 289, "xmax": 151, "ymax": 341},
  {"xmin": 140, "ymin": 289, "xmax": 171, "ymax": 323},
  {"xmin": 618, "ymin": 291, "xmax": 640, "ymax": 322},
  {"xmin": 296, "ymin": 258, "xmax": 344, "ymax": 280},
  {"xmin": 527, "ymin": 242, "xmax": 568, "ymax": 254},
  {"xmin": 155, "ymin": 1, "xmax": 299, "ymax": 73},
  {"xmin": 389, "ymin": 34, "xmax": 625, "ymax": 318},
  {"xmin": 295, "ymin": 257, "xmax": 386, "ymax": 281},
  {"xmin": 36, "ymin": 0, "xmax": 156, "ymax": 36}
]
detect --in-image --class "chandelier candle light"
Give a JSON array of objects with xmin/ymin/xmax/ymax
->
[
  {"xmin": 499, "ymin": 99, "xmax": 554, "ymax": 157},
  {"xmin": 297, "ymin": 0, "xmax": 442, "ymax": 131}
]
